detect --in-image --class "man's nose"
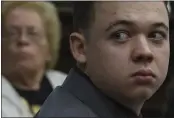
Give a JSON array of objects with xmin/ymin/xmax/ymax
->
[{"xmin": 131, "ymin": 35, "xmax": 154, "ymax": 64}]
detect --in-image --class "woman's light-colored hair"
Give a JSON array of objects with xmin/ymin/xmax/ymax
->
[{"xmin": 2, "ymin": 1, "xmax": 62, "ymax": 69}]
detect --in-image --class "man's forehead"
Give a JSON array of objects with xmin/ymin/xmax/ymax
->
[
  {"xmin": 93, "ymin": 1, "xmax": 168, "ymax": 26},
  {"xmin": 95, "ymin": 1, "xmax": 167, "ymax": 15}
]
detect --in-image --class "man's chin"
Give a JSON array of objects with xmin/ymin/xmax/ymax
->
[{"xmin": 130, "ymin": 87, "xmax": 155, "ymax": 101}]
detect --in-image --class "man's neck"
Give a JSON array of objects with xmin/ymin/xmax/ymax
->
[
  {"xmin": 112, "ymin": 94, "xmax": 145, "ymax": 116},
  {"xmin": 125, "ymin": 100, "xmax": 144, "ymax": 116}
]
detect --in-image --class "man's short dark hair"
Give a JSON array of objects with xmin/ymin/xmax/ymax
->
[
  {"xmin": 73, "ymin": 1, "xmax": 94, "ymax": 33},
  {"xmin": 73, "ymin": 1, "xmax": 170, "ymax": 33}
]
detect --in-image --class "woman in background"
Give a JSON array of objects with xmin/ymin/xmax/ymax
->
[{"xmin": 2, "ymin": 1, "xmax": 66, "ymax": 117}]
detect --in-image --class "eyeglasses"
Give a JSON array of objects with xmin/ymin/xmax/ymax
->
[{"xmin": 3, "ymin": 29, "xmax": 47, "ymax": 43}]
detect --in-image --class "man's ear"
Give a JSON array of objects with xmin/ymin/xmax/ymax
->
[{"xmin": 70, "ymin": 32, "xmax": 87, "ymax": 63}]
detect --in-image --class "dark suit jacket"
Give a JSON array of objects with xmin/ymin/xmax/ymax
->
[
  {"xmin": 36, "ymin": 67, "xmax": 141, "ymax": 118},
  {"xmin": 165, "ymin": 88, "xmax": 174, "ymax": 117}
]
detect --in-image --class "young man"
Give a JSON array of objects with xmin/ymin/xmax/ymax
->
[{"xmin": 36, "ymin": 1, "xmax": 170, "ymax": 117}]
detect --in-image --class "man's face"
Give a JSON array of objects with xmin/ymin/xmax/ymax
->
[{"xmin": 84, "ymin": 2, "xmax": 169, "ymax": 101}]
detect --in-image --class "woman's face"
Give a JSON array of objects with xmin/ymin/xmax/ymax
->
[{"xmin": 2, "ymin": 7, "xmax": 51, "ymax": 75}]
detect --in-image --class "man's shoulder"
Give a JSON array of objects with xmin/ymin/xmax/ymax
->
[{"xmin": 36, "ymin": 86, "xmax": 97, "ymax": 117}]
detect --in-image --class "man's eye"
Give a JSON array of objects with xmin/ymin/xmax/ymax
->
[
  {"xmin": 110, "ymin": 30, "xmax": 130, "ymax": 42},
  {"xmin": 148, "ymin": 31, "xmax": 167, "ymax": 41}
]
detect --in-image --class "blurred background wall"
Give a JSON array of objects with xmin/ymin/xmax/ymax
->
[{"xmin": 52, "ymin": 2, "xmax": 75, "ymax": 74}]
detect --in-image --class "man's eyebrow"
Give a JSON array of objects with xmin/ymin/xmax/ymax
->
[
  {"xmin": 151, "ymin": 22, "xmax": 168, "ymax": 31},
  {"xmin": 105, "ymin": 20, "xmax": 169, "ymax": 32},
  {"xmin": 105, "ymin": 20, "xmax": 135, "ymax": 32}
]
